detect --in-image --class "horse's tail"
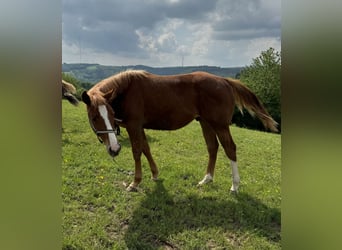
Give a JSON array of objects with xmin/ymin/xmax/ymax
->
[{"xmin": 225, "ymin": 78, "xmax": 278, "ymax": 132}]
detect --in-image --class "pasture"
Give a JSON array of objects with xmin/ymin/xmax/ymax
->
[{"xmin": 62, "ymin": 100, "xmax": 281, "ymax": 249}]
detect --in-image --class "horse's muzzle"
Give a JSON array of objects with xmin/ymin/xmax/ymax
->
[{"xmin": 108, "ymin": 143, "xmax": 121, "ymax": 157}]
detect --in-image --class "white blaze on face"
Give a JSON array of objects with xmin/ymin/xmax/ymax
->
[{"xmin": 98, "ymin": 105, "xmax": 120, "ymax": 152}]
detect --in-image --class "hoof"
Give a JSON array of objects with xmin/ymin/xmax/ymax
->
[
  {"xmin": 151, "ymin": 176, "xmax": 159, "ymax": 181},
  {"xmin": 123, "ymin": 182, "xmax": 138, "ymax": 192},
  {"xmin": 198, "ymin": 174, "xmax": 213, "ymax": 186},
  {"xmin": 229, "ymin": 189, "xmax": 238, "ymax": 195},
  {"xmin": 230, "ymin": 185, "xmax": 239, "ymax": 194},
  {"xmin": 126, "ymin": 184, "xmax": 138, "ymax": 192}
]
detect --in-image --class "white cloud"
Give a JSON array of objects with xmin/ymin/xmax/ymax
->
[
  {"xmin": 245, "ymin": 37, "xmax": 281, "ymax": 63},
  {"xmin": 62, "ymin": 0, "xmax": 281, "ymax": 67}
]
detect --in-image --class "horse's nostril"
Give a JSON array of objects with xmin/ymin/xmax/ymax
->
[{"xmin": 109, "ymin": 144, "xmax": 121, "ymax": 157}]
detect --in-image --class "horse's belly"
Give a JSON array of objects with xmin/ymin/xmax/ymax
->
[{"xmin": 143, "ymin": 114, "xmax": 194, "ymax": 130}]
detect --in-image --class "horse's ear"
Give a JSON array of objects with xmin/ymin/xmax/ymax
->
[{"xmin": 81, "ymin": 91, "xmax": 91, "ymax": 105}]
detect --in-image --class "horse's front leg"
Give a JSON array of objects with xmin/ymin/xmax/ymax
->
[
  {"xmin": 126, "ymin": 154, "xmax": 142, "ymax": 192},
  {"xmin": 126, "ymin": 127, "xmax": 144, "ymax": 192}
]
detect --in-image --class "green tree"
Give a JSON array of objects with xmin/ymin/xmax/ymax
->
[
  {"xmin": 239, "ymin": 47, "xmax": 281, "ymax": 130},
  {"xmin": 62, "ymin": 73, "xmax": 81, "ymax": 88}
]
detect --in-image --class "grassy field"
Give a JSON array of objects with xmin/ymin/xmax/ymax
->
[{"xmin": 62, "ymin": 100, "xmax": 281, "ymax": 249}]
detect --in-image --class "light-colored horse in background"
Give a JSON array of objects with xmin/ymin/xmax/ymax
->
[{"xmin": 62, "ymin": 80, "xmax": 79, "ymax": 106}]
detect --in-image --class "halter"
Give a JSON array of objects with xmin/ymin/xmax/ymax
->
[{"xmin": 89, "ymin": 118, "xmax": 123, "ymax": 143}]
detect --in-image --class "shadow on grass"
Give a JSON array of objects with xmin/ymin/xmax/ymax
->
[{"xmin": 124, "ymin": 181, "xmax": 280, "ymax": 249}]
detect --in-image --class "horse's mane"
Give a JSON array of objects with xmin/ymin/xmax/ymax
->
[{"xmin": 88, "ymin": 70, "xmax": 148, "ymax": 105}]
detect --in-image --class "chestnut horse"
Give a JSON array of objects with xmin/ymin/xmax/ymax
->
[{"xmin": 81, "ymin": 70, "xmax": 278, "ymax": 192}]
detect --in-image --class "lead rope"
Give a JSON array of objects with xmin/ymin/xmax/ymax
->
[{"xmin": 111, "ymin": 156, "xmax": 121, "ymax": 167}]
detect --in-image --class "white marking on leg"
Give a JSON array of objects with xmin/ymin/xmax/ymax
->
[
  {"xmin": 98, "ymin": 105, "xmax": 120, "ymax": 152},
  {"xmin": 230, "ymin": 160, "xmax": 240, "ymax": 192},
  {"xmin": 198, "ymin": 173, "xmax": 213, "ymax": 185}
]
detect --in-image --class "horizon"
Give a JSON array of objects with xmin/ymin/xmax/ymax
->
[{"xmin": 62, "ymin": 62, "xmax": 245, "ymax": 69}]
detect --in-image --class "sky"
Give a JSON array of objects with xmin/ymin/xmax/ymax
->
[{"xmin": 62, "ymin": 0, "xmax": 280, "ymax": 67}]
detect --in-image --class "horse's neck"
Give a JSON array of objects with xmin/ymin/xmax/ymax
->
[{"xmin": 111, "ymin": 74, "xmax": 131, "ymax": 93}]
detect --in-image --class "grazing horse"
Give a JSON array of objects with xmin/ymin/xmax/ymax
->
[
  {"xmin": 81, "ymin": 70, "xmax": 278, "ymax": 192},
  {"xmin": 62, "ymin": 80, "xmax": 79, "ymax": 106}
]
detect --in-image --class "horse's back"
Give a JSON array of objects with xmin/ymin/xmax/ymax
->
[
  {"xmin": 136, "ymin": 72, "xmax": 234, "ymax": 129},
  {"xmin": 102, "ymin": 70, "xmax": 235, "ymax": 130},
  {"xmin": 132, "ymin": 73, "xmax": 198, "ymax": 130}
]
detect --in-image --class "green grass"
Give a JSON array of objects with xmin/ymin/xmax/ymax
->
[{"xmin": 62, "ymin": 100, "xmax": 281, "ymax": 249}]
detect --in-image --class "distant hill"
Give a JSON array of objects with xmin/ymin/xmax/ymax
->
[{"xmin": 62, "ymin": 63, "xmax": 244, "ymax": 84}]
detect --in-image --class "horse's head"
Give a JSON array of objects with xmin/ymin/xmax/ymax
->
[{"xmin": 81, "ymin": 91, "xmax": 121, "ymax": 157}]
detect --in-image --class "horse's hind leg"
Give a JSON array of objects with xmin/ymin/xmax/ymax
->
[
  {"xmin": 142, "ymin": 130, "xmax": 159, "ymax": 181},
  {"xmin": 198, "ymin": 120, "xmax": 219, "ymax": 185},
  {"xmin": 215, "ymin": 127, "xmax": 240, "ymax": 192}
]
